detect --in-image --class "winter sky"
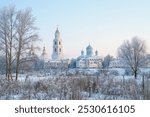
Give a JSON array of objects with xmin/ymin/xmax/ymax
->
[{"xmin": 0, "ymin": 0, "xmax": 150, "ymax": 58}]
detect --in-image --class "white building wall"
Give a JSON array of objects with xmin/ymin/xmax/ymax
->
[
  {"xmin": 109, "ymin": 59, "xmax": 127, "ymax": 68},
  {"xmin": 52, "ymin": 28, "xmax": 63, "ymax": 60}
]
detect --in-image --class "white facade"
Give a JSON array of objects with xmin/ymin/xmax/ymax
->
[
  {"xmin": 143, "ymin": 54, "xmax": 150, "ymax": 68},
  {"xmin": 45, "ymin": 59, "xmax": 70, "ymax": 69},
  {"xmin": 109, "ymin": 57, "xmax": 150, "ymax": 69},
  {"xmin": 76, "ymin": 44, "xmax": 102, "ymax": 68},
  {"xmin": 52, "ymin": 27, "xmax": 63, "ymax": 60},
  {"xmin": 109, "ymin": 59, "xmax": 127, "ymax": 68},
  {"xmin": 44, "ymin": 28, "xmax": 69, "ymax": 69}
]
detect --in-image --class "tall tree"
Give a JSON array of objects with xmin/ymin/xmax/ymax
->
[
  {"xmin": 0, "ymin": 6, "xmax": 39, "ymax": 81},
  {"xmin": 15, "ymin": 8, "xmax": 38, "ymax": 80},
  {"xmin": 0, "ymin": 6, "xmax": 17, "ymax": 80},
  {"xmin": 118, "ymin": 37, "xmax": 146, "ymax": 79}
]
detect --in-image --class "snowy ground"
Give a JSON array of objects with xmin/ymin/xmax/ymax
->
[{"xmin": 0, "ymin": 68, "xmax": 150, "ymax": 100}]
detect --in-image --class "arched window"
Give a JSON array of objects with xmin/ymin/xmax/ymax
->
[
  {"xmin": 55, "ymin": 48, "xmax": 57, "ymax": 52},
  {"xmin": 59, "ymin": 41, "xmax": 61, "ymax": 45},
  {"xmin": 55, "ymin": 41, "xmax": 57, "ymax": 45},
  {"xmin": 59, "ymin": 48, "xmax": 61, "ymax": 52}
]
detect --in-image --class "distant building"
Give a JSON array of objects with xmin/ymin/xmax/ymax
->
[
  {"xmin": 109, "ymin": 59, "xmax": 127, "ymax": 68},
  {"xmin": 143, "ymin": 54, "xmax": 150, "ymax": 68},
  {"xmin": 45, "ymin": 59, "xmax": 70, "ymax": 69},
  {"xmin": 76, "ymin": 44, "xmax": 102, "ymax": 68},
  {"xmin": 45, "ymin": 27, "xmax": 69, "ymax": 69},
  {"xmin": 52, "ymin": 27, "xmax": 63, "ymax": 60}
]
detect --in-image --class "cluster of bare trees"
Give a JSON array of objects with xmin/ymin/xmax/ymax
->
[{"xmin": 0, "ymin": 6, "xmax": 39, "ymax": 80}]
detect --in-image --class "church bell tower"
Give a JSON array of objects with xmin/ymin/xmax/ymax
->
[{"xmin": 52, "ymin": 27, "xmax": 63, "ymax": 60}]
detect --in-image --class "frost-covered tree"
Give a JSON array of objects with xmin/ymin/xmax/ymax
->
[
  {"xmin": 15, "ymin": 8, "xmax": 38, "ymax": 80},
  {"xmin": 0, "ymin": 6, "xmax": 17, "ymax": 80},
  {"xmin": 102, "ymin": 55, "xmax": 113, "ymax": 69},
  {"xmin": 68, "ymin": 58, "xmax": 76, "ymax": 68},
  {"xmin": 0, "ymin": 6, "xmax": 39, "ymax": 80},
  {"xmin": 118, "ymin": 37, "xmax": 146, "ymax": 79},
  {"xmin": 0, "ymin": 55, "xmax": 5, "ymax": 74}
]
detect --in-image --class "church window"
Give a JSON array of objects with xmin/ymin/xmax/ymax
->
[
  {"xmin": 59, "ymin": 48, "xmax": 61, "ymax": 52},
  {"xmin": 59, "ymin": 41, "xmax": 61, "ymax": 45},
  {"xmin": 55, "ymin": 42, "xmax": 57, "ymax": 45},
  {"xmin": 55, "ymin": 48, "xmax": 57, "ymax": 52}
]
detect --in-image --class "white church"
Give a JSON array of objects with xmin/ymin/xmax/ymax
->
[
  {"xmin": 45, "ymin": 28, "xmax": 69, "ymax": 69},
  {"xmin": 42, "ymin": 27, "xmax": 103, "ymax": 69},
  {"xmin": 76, "ymin": 44, "xmax": 102, "ymax": 68}
]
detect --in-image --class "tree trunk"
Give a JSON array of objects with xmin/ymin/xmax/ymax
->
[
  {"xmin": 4, "ymin": 28, "xmax": 9, "ymax": 79},
  {"xmin": 16, "ymin": 44, "xmax": 21, "ymax": 81},
  {"xmin": 16, "ymin": 53, "xmax": 19, "ymax": 80},
  {"xmin": 5, "ymin": 40, "xmax": 8, "ymax": 79},
  {"xmin": 134, "ymin": 70, "xmax": 137, "ymax": 79},
  {"xmin": 9, "ymin": 41, "xmax": 13, "ymax": 81}
]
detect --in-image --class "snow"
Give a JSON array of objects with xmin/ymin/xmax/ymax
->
[
  {"xmin": 0, "ymin": 67, "xmax": 149, "ymax": 100},
  {"xmin": 67, "ymin": 68, "xmax": 99, "ymax": 76},
  {"xmin": 11, "ymin": 74, "xmax": 50, "ymax": 82},
  {"xmin": 109, "ymin": 68, "xmax": 125, "ymax": 75},
  {"xmin": 140, "ymin": 68, "xmax": 150, "ymax": 74}
]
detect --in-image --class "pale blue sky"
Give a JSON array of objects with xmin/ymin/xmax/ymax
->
[{"xmin": 0, "ymin": 0, "xmax": 150, "ymax": 58}]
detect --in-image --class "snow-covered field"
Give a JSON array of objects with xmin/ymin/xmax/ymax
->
[{"xmin": 0, "ymin": 69, "xmax": 149, "ymax": 100}]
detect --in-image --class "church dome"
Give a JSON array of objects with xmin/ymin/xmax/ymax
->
[
  {"xmin": 86, "ymin": 44, "xmax": 93, "ymax": 57},
  {"xmin": 86, "ymin": 44, "xmax": 93, "ymax": 50}
]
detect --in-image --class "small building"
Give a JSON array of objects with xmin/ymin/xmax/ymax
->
[
  {"xmin": 109, "ymin": 59, "xmax": 127, "ymax": 68},
  {"xmin": 143, "ymin": 54, "xmax": 150, "ymax": 68},
  {"xmin": 45, "ymin": 59, "xmax": 70, "ymax": 69},
  {"xmin": 76, "ymin": 44, "xmax": 102, "ymax": 69}
]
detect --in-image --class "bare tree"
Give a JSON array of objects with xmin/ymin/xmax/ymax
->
[
  {"xmin": 102, "ymin": 54, "xmax": 113, "ymax": 69},
  {"xmin": 0, "ymin": 6, "xmax": 17, "ymax": 80},
  {"xmin": 15, "ymin": 8, "xmax": 39, "ymax": 80},
  {"xmin": 118, "ymin": 37, "xmax": 146, "ymax": 79},
  {"xmin": 0, "ymin": 6, "xmax": 39, "ymax": 81}
]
